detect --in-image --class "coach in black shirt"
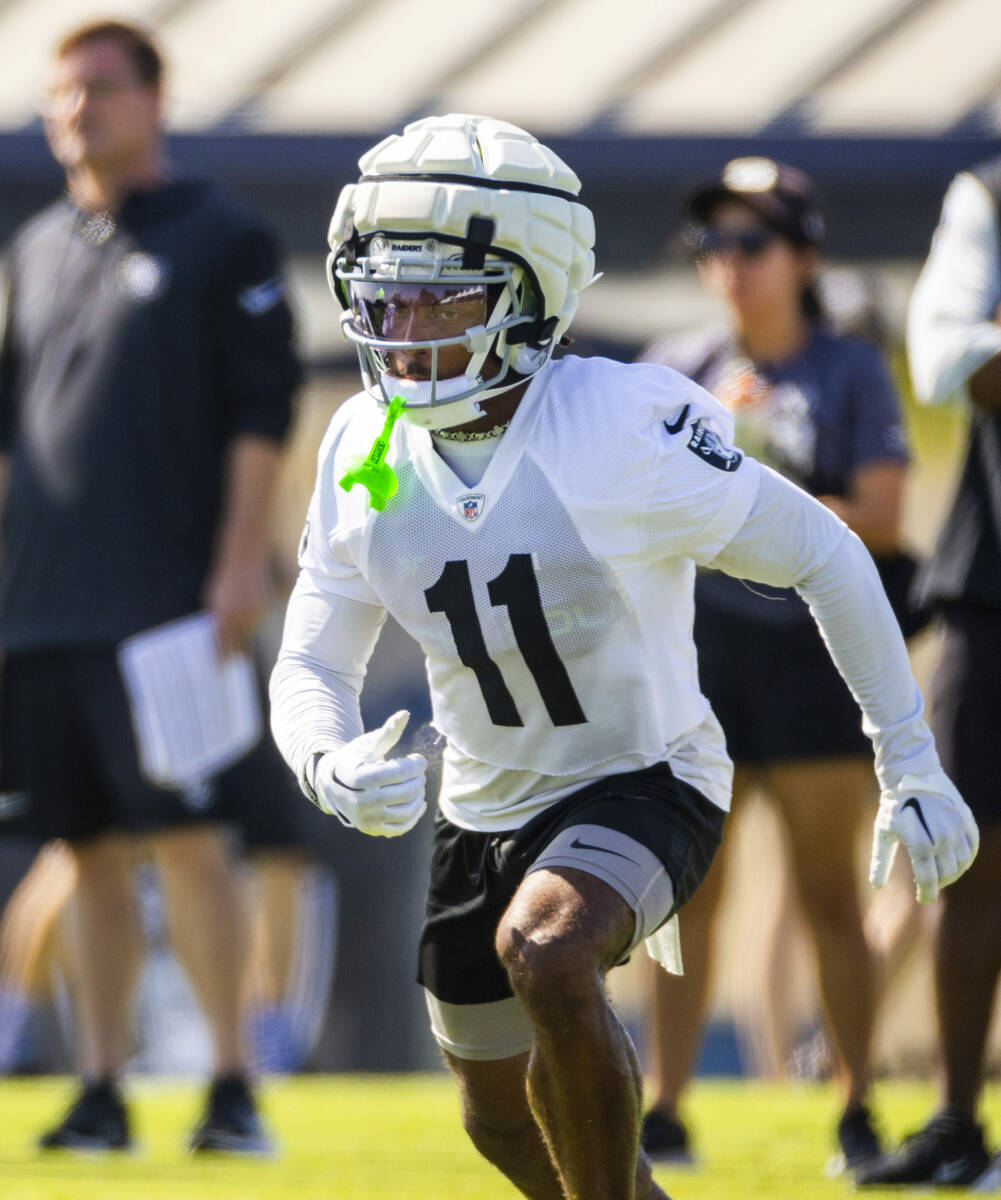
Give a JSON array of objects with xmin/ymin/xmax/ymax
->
[
  {"xmin": 856, "ymin": 161, "xmax": 1001, "ymax": 1187},
  {"xmin": 0, "ymin": 21, "xmax": 300, "ymax": 1152}
]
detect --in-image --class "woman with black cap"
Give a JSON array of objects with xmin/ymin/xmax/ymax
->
[{"xmin": 639, "ymin": 157, "xmax": 913, "ymax": 1177}]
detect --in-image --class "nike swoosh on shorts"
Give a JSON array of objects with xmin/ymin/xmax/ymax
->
[{"xmin": 569, "ymin": 836, "xmax": 638, "ymax": 865}]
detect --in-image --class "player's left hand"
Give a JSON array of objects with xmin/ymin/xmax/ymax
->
[{"xmin": 869, "ymin": 770, "xmax": 979, "ymax": 903}]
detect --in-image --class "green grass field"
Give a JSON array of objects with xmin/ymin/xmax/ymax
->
[{"xmin": 0, "ymin": 1075, "xmax": 997, "ymax": 1199}]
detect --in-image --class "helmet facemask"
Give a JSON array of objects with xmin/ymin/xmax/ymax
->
[
  {"xmin": 326, "ymin": 115, "xmax": 598, "ymax": 433},
  {"xmin": 330, "ymin": 231, "xmax": 553, "ymax": 431}
]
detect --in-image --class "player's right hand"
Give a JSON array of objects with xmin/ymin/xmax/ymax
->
[
  {"xmin": 311, "ymin": 710, "xmax": 427, "ymax": 837},
  {"xmin": 869, "ymin": 770, "xmax": 979, "ymax": 903}
]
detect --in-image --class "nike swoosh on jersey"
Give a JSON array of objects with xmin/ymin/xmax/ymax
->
[
  {"xmin": 663, "ymin": 404, "xmax": 691, "ymax": 435},
  {"xmin": 569, "ymin": 836, "xmax": 638, "ymax": 864},
  {"xmin": 902, "ymin": 797, "xmax": 934, "ymax": 843}
]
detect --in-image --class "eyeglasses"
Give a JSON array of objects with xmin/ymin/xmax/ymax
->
[
  {"xmin": 692, "ymin": 227, "xmax": 779, "ymax": 259},
  {"xmin": 45, "ymin": 79, "xmax": 142, "ymax": 108}
]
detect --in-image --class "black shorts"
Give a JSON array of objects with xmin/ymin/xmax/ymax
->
[
  {"xmin": 929, "ymin": 605, "xmax": 1001, "ymax": 827},
  {"xmin": 1, "ymin": 649, "xmax": 251, "ymax": 844},
  {"xmin": 695, "ymin": 599, "xmax": 869, "ymax": 764},
  {"xmin": 416, "ymin": 763, "xmax": 726, "ymax": 1006}
]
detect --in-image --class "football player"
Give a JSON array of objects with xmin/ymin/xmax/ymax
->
[{"xmin": 270, "ymin": 114, "xmax": 978, "ymax": 1200}]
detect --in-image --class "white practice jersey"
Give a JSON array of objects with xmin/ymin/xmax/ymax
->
[{"xmin": 297, "ymin": 355, "xmax": 762, "ymax": 829}]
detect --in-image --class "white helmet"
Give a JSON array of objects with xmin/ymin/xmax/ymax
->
[{"xmin": 327, "ymin": 113, "xmax": 597, "ymax": 430}]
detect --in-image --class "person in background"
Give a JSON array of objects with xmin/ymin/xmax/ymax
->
[
  {"xmin": 0, "ymin": 747, "xmax": 337, "ymax": 1083},
  {"xmin": 0, "ymin": 20, "xmax": 300, "ymax": 1151},
  {"xmin": 0, "ymin": 844, "xmax": 76, "ymax": 1072},
  {"xmin": 855, "ymin": 156, "xmax": 1001, "ymax": 1190},
  {"xmin": 0, "ymin": 614, "xmax": 337, "ymax": 1081},
  {"xmin": 639, "ymin": 158, "xmax": 914, "ymax": 1176},
  {"xmin": 231, "ymin": 601, "xmax": 338, "ymax": 1076}
]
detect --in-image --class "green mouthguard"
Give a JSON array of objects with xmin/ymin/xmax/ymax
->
[{"xmin": 339, "ymin": 396, "xmax": 404, "ymax": 511}]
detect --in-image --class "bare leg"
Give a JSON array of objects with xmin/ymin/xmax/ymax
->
[
  {"xmin": 736, "ymin": 840, "xmax": 807, "ymax": 1080},
  {"xmin": 645, "ymin": 833, "xmax": 728, "ymax": 1117},
  {"xmin": 645, "ymin": 766, "xmax": 754, "ymax": 1119},
  {"xmin": 65, "ymin": 834, "xmax": 144, "ymax": 1077},
  {"xmin": 865, "ymin": 859, "xmax": 925, "ymax": 992},
  {"xmin": 446, "ymin": 1049, "xmax": 669, "ymax": 1200},
  {"xmin": 0, "ymin": 843, "xmax": 77, "ymax": 994},
  {"xmin": 247, "ymin": 851, "xmax": 306, "ymax": 1006},
  {"xmin": 935, "ymin": 826, "xmax": 1001, "ymax": 1119},
  {"xmin": 446, "ymin": 1051, "xmax": 565, "ymax": 1199},
  {"xmin": 765, "ymin": 758, "xmax": 876, "ymax": 1110},
  {"xmin": 151, "ymin": 826, "xmax": 251, "ymax": 1076},
  {"xmin": 496, "ymin": 866, "xmax": 668, "ymax": 1200}
]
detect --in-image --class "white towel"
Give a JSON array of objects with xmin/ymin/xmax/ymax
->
[{"xmin": 645, "ymin": 915, "xmax": 684, "ymax": 975}]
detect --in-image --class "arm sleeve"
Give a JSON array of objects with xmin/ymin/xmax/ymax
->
[
  {"xmin": 212, "ymin": 223, "xmax": 302, "ymax": 442},
  {"xmin": 709, "ymin": 467, "xmax": 941, "ymax": 789},
  {"xmin": 269, "ymin": 571, "xmax": 387, "ymax": 790},
  {"xmin": 270, "ymin": 407, "xmax": 391, "ymax": 788},
  {"xmin": 907, "ymin": 172, "xmax": 1001, "ymax": 406}
]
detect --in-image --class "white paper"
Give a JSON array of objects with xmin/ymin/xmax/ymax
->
[{"xmin": 118, "ymin": 612, "xmax": 262, "ymax": 789}]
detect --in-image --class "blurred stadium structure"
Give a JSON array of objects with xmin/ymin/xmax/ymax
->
[
  {"xmin": 1, "ymin": 0, "xmax": 1000, "ymax": 362},
  {"xmin": 1, "ymin": 0, "xmax": 1000, "ymax": 1076},
  {"xmin": 0, "ymin": 0, "xmax": 997, "ymax": 137}
]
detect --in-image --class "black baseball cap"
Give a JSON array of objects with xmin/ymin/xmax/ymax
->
[{"xmin": 687, "ymin": 157, "xmax": 826, "ymax": 247}]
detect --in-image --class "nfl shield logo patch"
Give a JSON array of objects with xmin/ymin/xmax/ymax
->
[{"xmin": 458, "ymin": 493, "xmax": 485, "ymax": 521}]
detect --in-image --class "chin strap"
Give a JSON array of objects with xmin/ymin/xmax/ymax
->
[{"xmin": 339, "ymin": 396, "xmax": 404, "ymax": 511}]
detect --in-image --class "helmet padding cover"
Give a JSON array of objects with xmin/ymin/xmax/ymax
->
[{"xmin": 328, "ymin": 113, "xmax": 597, "ymax": 346}]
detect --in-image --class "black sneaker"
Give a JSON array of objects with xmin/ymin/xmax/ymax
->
[
  {"xmin": 826, "ymin": 1104, "xmax": 881, "ymax": 1176},
  {"xmin": 855, "ymin": 1107, "xmax": 991, "ymax": 1187},
  {"xmin": 38, "ymin": 1079, "xmax": 132, "ymax": 1152},
  {"xmin": 640, "ymin": 1109, "xmax": 695, "ymax": 1165},
  {"xmin": 188, "ymin": 1075, "xmax": 275, "ymax": 1157}
]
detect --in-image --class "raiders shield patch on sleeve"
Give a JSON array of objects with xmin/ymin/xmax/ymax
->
[{"xmin": 686, "ymin": 421, "xmax": 743, "ymax": 472}]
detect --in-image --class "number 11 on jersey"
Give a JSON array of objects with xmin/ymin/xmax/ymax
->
[{"xmin": 425, "ymin": 555, "xmax": 588, "ymax": 728}]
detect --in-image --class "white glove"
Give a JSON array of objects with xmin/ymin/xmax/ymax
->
[
  {"xmin": 308, "ymin": 710, "xmax": 427, "ymax": 838},
  {"xmin": 870, "ymin": 770, "xmax": 979, "ymax": 903}
]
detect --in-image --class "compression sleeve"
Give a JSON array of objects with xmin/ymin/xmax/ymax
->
[
  {"xmin": 269, "ymin": 570, "xmax": 387, "ymax": 793},
  {"xmin": 708, "ymin": 466, "xmax": 941, "ymax": 789}
]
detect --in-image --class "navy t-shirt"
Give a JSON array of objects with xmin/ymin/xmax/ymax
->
[
  {"xmin": 642, "ymin": 324, "xmax": 909, "ymax": 623},
  {"xmin": 0, "ymin": 180, "xmax": 301, "ymax": 650}
]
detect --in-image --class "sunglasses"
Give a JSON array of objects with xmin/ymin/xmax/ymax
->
[{"xmin": 693, "ymin": 227, "xmax": 779, "ymax": 259}]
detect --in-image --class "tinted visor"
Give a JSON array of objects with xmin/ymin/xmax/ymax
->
[{"xmin": 350, "ymin": 281, "xmax": 488, "ymax": 343}]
